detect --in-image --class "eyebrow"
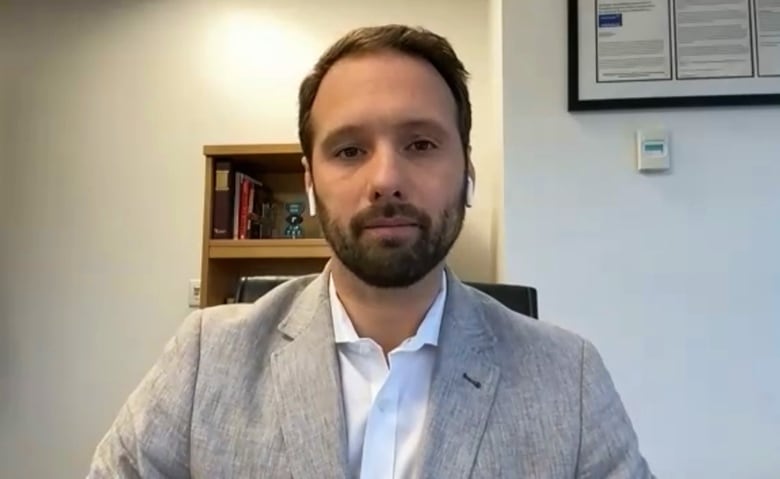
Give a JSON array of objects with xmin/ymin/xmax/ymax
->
[
  {"xmin": 320, "ymin": 125, "xmax": 365, "ymax": 152},
  {"xmin": 319, "ymin": 118, "xmax": 453, "ymax": 151},
  {"xmin": 395, "ymin": 119, "xmax": 451, "ymax": 140}
]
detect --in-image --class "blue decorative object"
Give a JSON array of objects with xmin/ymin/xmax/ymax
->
[{"xmin": 284, "ymin": 201, "xmax": 305, "ymax": 239}]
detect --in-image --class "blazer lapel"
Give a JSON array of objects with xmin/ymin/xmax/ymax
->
[
  {"xmin": 270, "ymin": 270, "xmax": 349, "ymax": 479},
  {"xmin": 419, "ymin": 272, "xmax": 501, "ymax": 479}
]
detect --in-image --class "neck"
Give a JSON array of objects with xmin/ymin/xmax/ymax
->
[{"xmin": 330, "ymin": 261, "xmax": 444, "ymax": 354}]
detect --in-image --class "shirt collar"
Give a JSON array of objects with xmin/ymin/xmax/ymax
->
[{"xmin": 329, "ymin": 270, "xmax": 447, "ymax": 349}]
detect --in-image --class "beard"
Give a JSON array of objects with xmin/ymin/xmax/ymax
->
[{"xmin": 315, "ymin": 183, "xmax": 467, "ymax": 288}]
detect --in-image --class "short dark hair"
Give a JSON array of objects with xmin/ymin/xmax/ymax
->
[{"xmin": 297, "ymin": 24, "xmax": 471, "ymax": 162}]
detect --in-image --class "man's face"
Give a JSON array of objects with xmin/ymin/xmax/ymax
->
[{"xmin": 308, "ymin": 50, "xmax": 468, "ymax": 288}]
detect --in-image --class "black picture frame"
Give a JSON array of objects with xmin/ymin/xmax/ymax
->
[{"xmin": 567, "ymin": 0, "xmax": 780, "ymax": 111}]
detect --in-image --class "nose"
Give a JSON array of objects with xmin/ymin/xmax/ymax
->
[{"xmin": 367, "ymin": 144, "xmax": 405, "ymax": 202}]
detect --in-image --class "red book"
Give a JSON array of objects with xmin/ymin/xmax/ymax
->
[
  {"xmin": 232, "ymin": 172, "xmax": 243, "ymax": 238},
  {"xmin": 238, "ymin": 177, "xmax": 250, "ymax": 240}
]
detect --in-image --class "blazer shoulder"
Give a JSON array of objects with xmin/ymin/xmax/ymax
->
[{"xmin": 469, "ymin": 287, "xmax": 586, "ymax": 365}]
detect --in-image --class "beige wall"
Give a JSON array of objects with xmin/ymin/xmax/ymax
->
[
  {"xmin": 0, "ymin": 9, "xmax": 15, "ymax": 457},
  {"xmin": 1, "ymin": 21, "xmax": 7, "ymax": 462},
  {"xmin": 0, "ymin": 1, "xmax": 498, "ymax": 477},
  {"xmin": 488, "ymin": 0, "xmax": 505, "ymax": 281}
]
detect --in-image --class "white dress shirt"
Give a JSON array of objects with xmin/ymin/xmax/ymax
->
[{"xmin": 329, "ymin": 271, "xmax": 447, "ymax": 479}]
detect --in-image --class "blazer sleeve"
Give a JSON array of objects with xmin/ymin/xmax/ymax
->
[
  {"xmin": 86, "ymin": 309, "xmax": 203, "ymax": 479},
  {"xmin": 576, "ymin": 340, "xmax": 655, "ymax": 479}
]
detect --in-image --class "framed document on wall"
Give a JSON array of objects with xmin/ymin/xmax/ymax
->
[{"xmin": 568, "ymin": 0, "xmax": 780, "ymax": 111}]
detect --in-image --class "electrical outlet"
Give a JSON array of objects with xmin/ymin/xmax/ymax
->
[{"xmin": 188, "ymin": 279, "xmax": 201, "ymax": 307}]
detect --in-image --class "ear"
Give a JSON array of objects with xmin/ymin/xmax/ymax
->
[{"xmin": 301, "ymin": 156, "xmax": 316, "ymax": 216}]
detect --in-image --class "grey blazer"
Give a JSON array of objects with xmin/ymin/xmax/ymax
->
[{"xmin": 88, "ymin": 269, "xmax": 654, "ymax": 478}]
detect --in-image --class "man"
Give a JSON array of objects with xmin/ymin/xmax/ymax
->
[{"xmin": 88, "ymin": 25, "xmax": 654, "ymax": 478}]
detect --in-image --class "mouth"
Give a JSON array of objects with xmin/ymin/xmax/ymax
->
[
  {"xmin": 363, "ymin": 217, "xmax": 420, "ymax": 229},
  {"xmin": 360, "ymin": 217, "xmax": 421, "ymax": 241}
]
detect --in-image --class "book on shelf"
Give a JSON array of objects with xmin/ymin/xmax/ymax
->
[
  {"xmin": 211, "ymin": 163, "xmax": 278, "ymax": 240},
  {"xmin": 211, "ymin": 161, "xmax": 234, "ymax": 239}
]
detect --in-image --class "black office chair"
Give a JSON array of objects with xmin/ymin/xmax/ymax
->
[{"xmin": 235, "ymin": 276, "xmax": 538, "ymax": 319}]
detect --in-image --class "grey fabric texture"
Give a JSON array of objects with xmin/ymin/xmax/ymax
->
[{"xmin": 87, "ymin": 268, "xmax": 654, "ymax": 478}]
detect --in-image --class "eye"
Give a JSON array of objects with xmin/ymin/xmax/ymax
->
[
  {"xmin": 407, "ymin": 140, "xmax": 437, "ymax": 152},
  {"xmin": 335, "ymin": 146, "xmax": 365, "ymax": 160}
]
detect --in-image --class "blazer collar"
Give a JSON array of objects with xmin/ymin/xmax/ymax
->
[
  {"xmin": 275, "ymin": 265, "xmax": 331, "ymax": 340},
  {"xmin": 417, "ymin": 269, "xmax": 501, "ymax": 478},
  {"xmin": 439, "ymin": 268, "xmax": 498, "ymax": 352},
  {"xmin": 276, "ymin": 264, "xmax": 497, "ymax": 348},
  {"xmin": 271, "ymin": 266, "xmax": 349, "ymax": 479}
]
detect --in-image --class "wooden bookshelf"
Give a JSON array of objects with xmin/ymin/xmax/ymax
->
[{"xmin": 199, "ymin": 143, "xmax": 331, "ymax": 307}]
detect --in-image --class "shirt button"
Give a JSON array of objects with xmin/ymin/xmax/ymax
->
[{"xmin": 377, "ymin": 399, "xmax": 391, "ymax": 413}]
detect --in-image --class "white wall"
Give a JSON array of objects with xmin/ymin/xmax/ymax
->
[
  {"xmin": 0, "ymin": 1, "xmax": 495, "ymax": 477},
  {"xmin": 500, "ymin": 1, "xmax": 780, "ymax": 478}
]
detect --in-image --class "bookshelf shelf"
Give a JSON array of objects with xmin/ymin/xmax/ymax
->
[
  {"xmin": 208, "ymin": 239, "xmax": 332, "ymax": 259},
  {"xmin": 203, "ymin": 143, "xmax": 302, "ymax": 156}
]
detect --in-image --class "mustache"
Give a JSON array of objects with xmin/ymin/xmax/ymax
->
[{"xmin": 350, "ymin": 202, "xmax": 432, "ymax": 235}]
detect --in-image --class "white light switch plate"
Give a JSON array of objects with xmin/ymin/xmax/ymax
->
[{"xmin": 188, "ymin": 279, "xmax": 201, "ymax": 307}]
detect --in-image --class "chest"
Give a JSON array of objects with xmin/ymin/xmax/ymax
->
[
  {"xmin": 339, "ymin": 343, "xmax": 436, "ymax": 479},
  {"xmin": 189, "ymin": 380, "xmax": 289, "ymax": 478},
  {"xmin": 470, "ymin": 385, "xmax": 581, "ymax": 478},
  {"xmin": 187, "ymin": 381, "xmax": 580, "ymax": 479}
]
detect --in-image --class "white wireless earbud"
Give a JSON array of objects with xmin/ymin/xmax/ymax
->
[
  {"xmin": 306, "ymin": 186, "xmax": 317, "ymax": 217},
  {"xmin": 301, "ymin": 156, "xmax": 317, "ymax": 217},
  {"xmin": 466, "ymin": 176, "xmax": 475, "ymax": 208}
]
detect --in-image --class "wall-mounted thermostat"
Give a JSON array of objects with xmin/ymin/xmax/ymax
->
[{"xmin": 636, "ymin": 129, "xmax": 670, "ymax": 172}]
